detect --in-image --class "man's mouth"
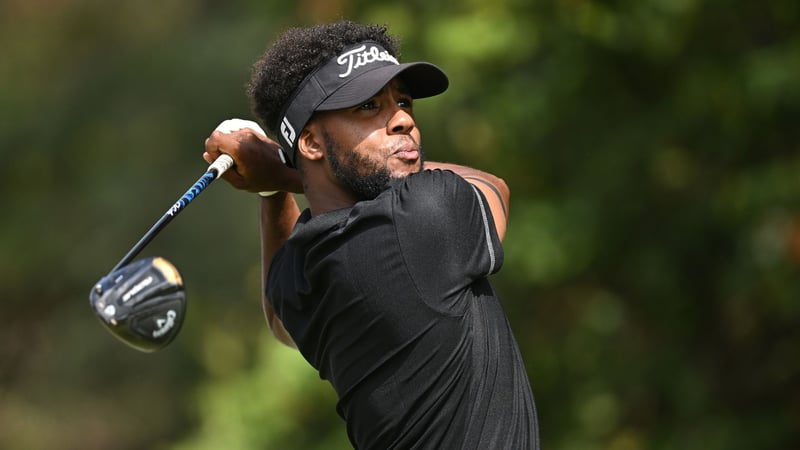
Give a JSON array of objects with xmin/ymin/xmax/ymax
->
[{"xmin": 392, "ymin": 143, "xmax": 419, "ymax": 162}]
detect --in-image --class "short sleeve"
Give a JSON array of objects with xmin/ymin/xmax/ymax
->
[{"xmin": 392, "ymin": 169, "xmax": 504, "ymax": 305}]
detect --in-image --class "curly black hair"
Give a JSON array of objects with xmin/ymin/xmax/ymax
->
[{"xmin": 247, "ymin": 21, "xmax": 400, "ymax": 139}]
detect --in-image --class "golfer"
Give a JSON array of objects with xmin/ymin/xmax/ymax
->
[{"xmin": 204, "ymin": 20, "xmax": 539, "ymax": 449}]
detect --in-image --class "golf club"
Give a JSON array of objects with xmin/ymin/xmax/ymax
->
[{"xmin": 90, "ymin": 154, "xmax": 234, "ymax": 352}]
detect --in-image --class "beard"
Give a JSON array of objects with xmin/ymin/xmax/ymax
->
[{"xmin": 323, "ymin": 130, "xmax": 425, "ymax": 201}]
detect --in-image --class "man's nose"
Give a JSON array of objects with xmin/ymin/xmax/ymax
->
[{"xmin": 387, "ymin": 108, "xmax": 415, "ymax": 134}]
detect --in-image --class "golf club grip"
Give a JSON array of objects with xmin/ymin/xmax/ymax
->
[{"xmin": 110, "ymin": 154, "xmax": 234, "ymax": 273}]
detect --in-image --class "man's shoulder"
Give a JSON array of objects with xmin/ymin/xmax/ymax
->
[
  {"xmin": 374, "ymin": 169, "xmax": 477, "ymax": 234},
  {"xmin": 388, "ymin": 168, "xmax": 469, "ymax": 200},
  {"xmin": 405, "ymin": 167, "xmax": 464, "ymax": 185}
]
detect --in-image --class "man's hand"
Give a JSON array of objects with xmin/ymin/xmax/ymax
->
[{"xmin": 203, "ymin": 119, "xmax": 303, "ymax": 194}]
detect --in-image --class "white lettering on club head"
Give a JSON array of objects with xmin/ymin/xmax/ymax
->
[
  {"xmin": 122, "ymin": 276, "xmax": 153, "ymax": 302},
  {"xmin": 153, "ymin": 310, "xmax": 177, "ymax": 338},
  {"xmin": 337, "ymin": 45, "xmax": 399, "ymax": 78}
]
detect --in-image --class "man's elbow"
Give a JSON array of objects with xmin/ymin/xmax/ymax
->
[
  {"xmin": 269, "ymin": 319, "xmax": 298, "ymax": 349},
  {"xmin": 264, "ymin": 298, "xmax": 298, "ymax": 348}
]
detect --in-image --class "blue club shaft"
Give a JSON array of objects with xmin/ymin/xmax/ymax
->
[{"xmin": 109, "ymin": 155, "xmax": 233, "ymax": 273}]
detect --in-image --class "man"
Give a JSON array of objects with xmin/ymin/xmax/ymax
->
[{"xmin": 203, "ymin": 21, "xmax": 539, "ymax": 449}]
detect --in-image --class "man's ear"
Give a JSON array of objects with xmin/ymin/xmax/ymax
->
[{"xmin": 296, "ymin": 125, "xmax": 324, "ymax": 162}]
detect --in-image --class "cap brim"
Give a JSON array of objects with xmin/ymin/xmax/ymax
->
[{"xmin": 316, "ymin": 62, "xmax": 449, "ymax": 111}]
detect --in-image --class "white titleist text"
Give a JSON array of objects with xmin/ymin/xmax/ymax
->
[{"xmin": 337, "ymin": 45, "xmax": 399, "ymax": 78}]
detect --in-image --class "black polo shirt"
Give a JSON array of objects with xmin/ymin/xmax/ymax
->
[{"xmin": 267, "ymin": 169, "xmax": 539, "ymax": 449}]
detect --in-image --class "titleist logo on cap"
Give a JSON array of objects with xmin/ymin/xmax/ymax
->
[{"xmin": 337, "ymin": 44, "xmax": 399, "ymax": 78}]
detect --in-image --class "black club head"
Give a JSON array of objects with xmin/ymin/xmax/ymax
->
[{"xmin": 90, "ymin": 257, "xmax": 186, "ymax": 352}]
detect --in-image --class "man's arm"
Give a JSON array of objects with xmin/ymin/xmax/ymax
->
[
  {"xmin": 424, "ymin": 162, "xmax": 510, "ymax": 241},
  {"xmin": 259, "ymin": 193, "xmax": 300, "ymax": 348},
  {"xmin": 203, "ymin": 120, "xmax": 302, "ymax": 347}
]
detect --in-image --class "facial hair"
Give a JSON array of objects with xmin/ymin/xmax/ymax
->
[{"xmin": 323, "ymin": 129, "xmax": 425, "ymax": 201}]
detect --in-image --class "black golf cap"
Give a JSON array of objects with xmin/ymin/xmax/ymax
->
[{"xmin": 275, "ymin": 41, "xmax": 449, "ymax": 166}]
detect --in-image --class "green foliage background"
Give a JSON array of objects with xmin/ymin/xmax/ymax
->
[{"xmin": 1, "ymin": 0, "xmax": 798, "ymax": 449}]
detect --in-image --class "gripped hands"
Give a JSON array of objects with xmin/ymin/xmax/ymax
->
[{"xmin": 203, "ymin": 119, "xmax": 302, "ymax": 194}]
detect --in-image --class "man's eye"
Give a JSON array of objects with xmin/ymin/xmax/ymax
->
[
  {"xmin": 398, "ymin": 97, "xmax": 413, "ymax": 108},
  {"xmin": 358, "ymin": 100, "xmax": 377, "ymax": 110}
]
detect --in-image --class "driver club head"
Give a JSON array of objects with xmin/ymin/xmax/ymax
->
[{"xmin": 90, "ymin": 257, "xmax": 186, "ymax": 352}]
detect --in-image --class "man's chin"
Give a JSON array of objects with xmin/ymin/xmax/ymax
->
[
  {"xmin": 389, "ymin": 161, "xmax": 424, "ymax": 179},
  {"xmin": 390, "ymin": 169, "xmax": 419, "ymax": 180}
]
